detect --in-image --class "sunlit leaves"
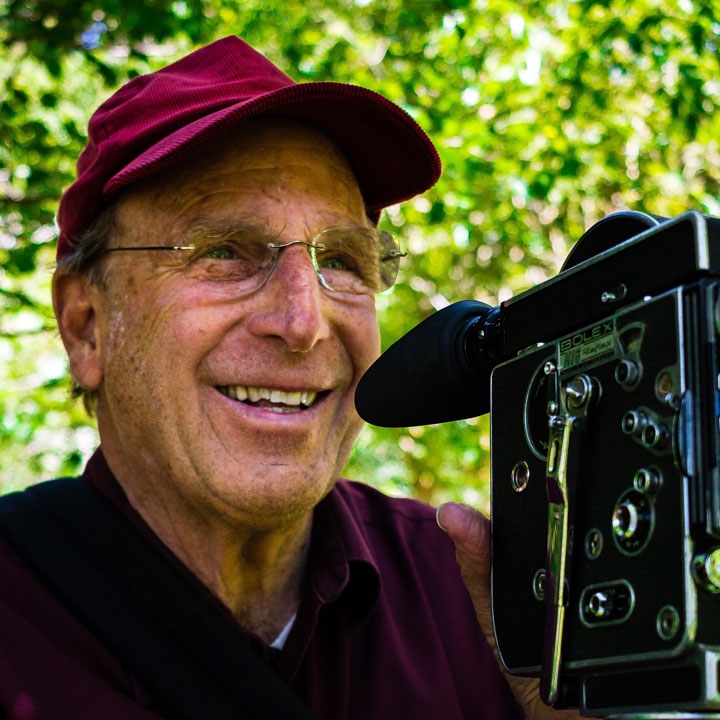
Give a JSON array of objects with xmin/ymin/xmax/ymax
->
[{"xmin": 3, "ymin": 0, "xmax": 720, "ymax": 502}]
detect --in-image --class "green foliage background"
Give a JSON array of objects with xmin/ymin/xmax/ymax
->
[{"xmin": 2, "ymin": 0, "xmax": 720, "ymax": 508}]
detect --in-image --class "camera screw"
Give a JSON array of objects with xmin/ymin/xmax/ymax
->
[
  {"xmin": 543, "ymin": 360, "xmax": 556, "ymax": 376},
  {"xmin": 532, "ymin": 569, "xmax": 546, "ymax": 601},
  {"xmin": 656, "ymin": 605, "xmax": 680, "ymax": 641},
  {"xmin": 585, "ymin": 529, "xmax": 604, "ymax": 559},
  {"xmin": 656, "ymin": 371, "xmax": 674, "ymax": 397},
  {"xmin": 510, "ymin": 461, "xmax": 530, "ymax": 493},
  {"xmin": 600, "ymin": 283, "xmax": 627, "ymax": 303}
]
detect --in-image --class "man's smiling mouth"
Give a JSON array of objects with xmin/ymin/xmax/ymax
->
[{"xmin": 218, "ymin": 385, "xmax": 319, "ymax": 413}]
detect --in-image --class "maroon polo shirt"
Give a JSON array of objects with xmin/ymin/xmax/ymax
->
[{"xmin": 0, "ymin": 450, "xmax": 524, "ymax": 719}]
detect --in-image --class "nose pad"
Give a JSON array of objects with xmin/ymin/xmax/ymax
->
[
  {"xmin": 266, "ymin": 240, "xmax": 331, "ymax": 292},
  {"xmin": 268, "ymin": 242, "xmax": 315, "ymax": 288}
]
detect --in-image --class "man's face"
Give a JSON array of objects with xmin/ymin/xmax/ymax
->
[{"xmin": 88, "ymin": 121, "xmax": 382, "ymax": 527}]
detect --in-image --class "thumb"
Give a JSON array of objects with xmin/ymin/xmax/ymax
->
[
  {"xmin": 436, "ymin": 501, "xmax": 491, "ymax": 567},
  {"xmin": 436, "ymin": 502, "xmax": 494, "ymax": 640}
]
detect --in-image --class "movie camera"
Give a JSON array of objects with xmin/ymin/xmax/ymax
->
[{"xmin": 355, "ymin": 211, "xmax": 720, "ymax": 718}]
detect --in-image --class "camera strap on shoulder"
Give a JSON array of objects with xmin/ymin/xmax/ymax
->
[{"xmin": 0, "ymin": 478, "xmax": 318, "ymax": 720}]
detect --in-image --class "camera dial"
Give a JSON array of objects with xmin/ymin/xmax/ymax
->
[
  {"xmin": 612, "ymin": 489, "xmax": 654, "ymax": 555},
  {"xmin": 692, "ymin": 548, "xmax": 720, "ymax": 594}
]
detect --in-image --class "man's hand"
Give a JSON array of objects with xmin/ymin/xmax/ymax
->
[{"xmin": 437, "ymin": 502, "xmax": 593, "ymax": 720}]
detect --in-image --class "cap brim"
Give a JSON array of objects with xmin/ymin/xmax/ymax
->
[{"xmin": 104, "ymin": 81, "xmax": 441, "ymax": 219}]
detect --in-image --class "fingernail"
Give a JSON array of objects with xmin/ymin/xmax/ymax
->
[{"xmin": 436, "ymin": 504, "xmax": 447, "ymax": 531}]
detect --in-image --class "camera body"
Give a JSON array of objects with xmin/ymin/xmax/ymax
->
[
  {"xmin": 490, "ymin": 211, "xmax": 720, "ymax": 715},
  {"xmin": 355, "ymin": 209, "xmax": 720, "ymax": 716}
]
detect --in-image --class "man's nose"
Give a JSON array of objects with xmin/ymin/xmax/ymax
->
[{"xmin": 246, "ymin": 244, "xmax": 332, "ymax": 352}]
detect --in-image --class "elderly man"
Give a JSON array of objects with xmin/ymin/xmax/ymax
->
[{"xmin": 0, "ymin": 37, "xmax": 582, "ymax": 719}]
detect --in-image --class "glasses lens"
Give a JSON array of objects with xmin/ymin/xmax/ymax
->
[
  {"xmin": 182, "ymin": 226, "xmax": 276, "ymax": 292},
  {"xmin": 312, "ymin": 228, "xmax": 402, "ymax": 294},
  {"xmin": 378, "ymin": 230, "xmax": 404, "ymax": 291},
  {"xmin": 179, "ymin": 225, "xmax": 403, "ymax": 296}
]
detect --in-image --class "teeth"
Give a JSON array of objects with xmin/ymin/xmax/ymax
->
[
  {"xmin": 221, "ymin": 386, "xmax": 317, "ymax": 408},
  {"xmin": 247, "ymin": 386, "xmax": 264, "ymax": 402}
]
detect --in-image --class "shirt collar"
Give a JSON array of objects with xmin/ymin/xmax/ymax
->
[{"xmin": 307, "ymin": 482, "xmax": 381, "ymax": 624}]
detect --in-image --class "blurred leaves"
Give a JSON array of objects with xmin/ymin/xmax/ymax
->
[{"xmin": 2, "ymin": 0, "xmax": 720, "ymax": 506}]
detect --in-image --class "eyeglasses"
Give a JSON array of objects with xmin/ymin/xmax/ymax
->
[{"xmin": 103, "ymin": 225, "xmax": 406, "ymax": 295}]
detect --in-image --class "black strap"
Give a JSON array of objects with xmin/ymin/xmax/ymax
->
[{"xmin": 0, "ymin": 478, "xmax": 317, "ymax": 720}]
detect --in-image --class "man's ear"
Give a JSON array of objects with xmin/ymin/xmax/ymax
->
[{"xmin": 52, "ymin": 269, "xmax": 104, "ymax": 392}]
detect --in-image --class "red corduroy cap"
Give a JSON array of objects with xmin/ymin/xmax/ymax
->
[{"xmin": 56, "ymin": 36, "xmax": 442, "ymax": 257}]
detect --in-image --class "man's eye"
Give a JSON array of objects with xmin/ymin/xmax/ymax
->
[
  {"xmin": 318, "ymin": 255, "xmax": 350, "ymax": 271},
  {"xmin": 203, "ymin": 244, "xmax": 237, "ymax": 260}
]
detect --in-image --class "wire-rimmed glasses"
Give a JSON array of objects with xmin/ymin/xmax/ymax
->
[{"xmin": 103, "ymin": 224, "xmax": 406, "ymax": 295}]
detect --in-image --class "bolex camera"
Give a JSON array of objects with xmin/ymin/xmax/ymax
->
[{"xmin": 355, "ymin": 210, "xmax": 720, "ymax": 719}]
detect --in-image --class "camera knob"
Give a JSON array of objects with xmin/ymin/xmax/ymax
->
[
  {"xmin": 564, "ymin": 374, "xmax": 597, "ymax": 411},
  {"xmin": 692, "ymin": 548, "xmax": 720, "ymax": 593},
  {"xmin": 615, "ymin": 359, "xmax": 640, "ymax": 388},
  {"xmin": 588, "ymin": 590, "xmax": 612, "ymax": 618},
  {"xmin": 622, "ymin": 409, "xmax": 647, "ymax": 436},
  {"xmin": 641, "ymin": 419, "xmax": 670, "ymax": 451},
  {"xmin": 611, "ymin": 490, "xmax": 653, "ymax": 555},
  {"xmin": 613, "ymin": 500, "xmax": 639, "ymax": 539}
]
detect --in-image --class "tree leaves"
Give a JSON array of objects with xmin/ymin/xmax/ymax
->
[{"xmin": 2, "ymin": 0, "xmax": 720, "ymax": 505}]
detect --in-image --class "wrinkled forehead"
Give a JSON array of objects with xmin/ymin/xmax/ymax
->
[{"xmin": 111, "ymin": 119, "xmax": 371, "ymax": 241}]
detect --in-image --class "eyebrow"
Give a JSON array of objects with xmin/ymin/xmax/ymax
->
[
  {"xmin": 185, "ymin": 218, "xmax": 375, "ymax": 242},
  {"xmin": 186, "ymin": 219, "xmax": 270, "ymax": 237}
]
